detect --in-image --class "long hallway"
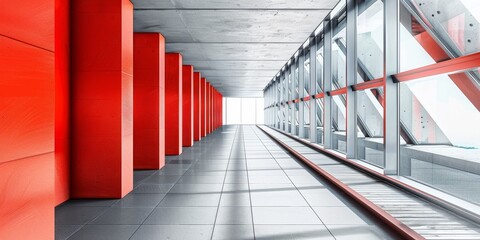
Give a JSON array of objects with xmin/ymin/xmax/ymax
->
[{"xmin": 55, "ymin": 125, "xmax": 397, "ymax": 240}]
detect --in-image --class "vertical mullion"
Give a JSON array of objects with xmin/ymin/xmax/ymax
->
[
  {"xmin": 324, "ymin": 19, "xmax": 333, "ymax": 149},
  {"xmin": 309, "ymin": 37, "xmax": 317, "ymax": 143},
  {"xmin": 298, "ymin": 51, "xmax": 305, "ymax": 138},
  {"xmin": 346, "ymin": 0, "xmax": 357, "ymax": 159},
  {"xmin": 384, "ymin": 0, "xmax": 400, "ymax": 175},
  {"xmin": 290, "ymin": 62, "xmax": 295, "ymax": 135}
]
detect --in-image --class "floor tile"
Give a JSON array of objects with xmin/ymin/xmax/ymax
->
[
  {"xmin": 252, "ymin": 207, "xmax": 322, "ymax": 224},
  {"xmin": 327, "ymin": 225, "xmax": 393, "ymax": 240},
  {"xmin": 216, "ymin": 207, "xmax": 253, "ymax": 224},
  {"xmin": 255, "ymin": 225, "xmax": 335, "ymax": 240},
  {"xmin": 113, "ymin": 193, "xmax": 166, "ymax": 208},
  {"xmin": 55, "ymin": 225, "xmax": 82, "ymax": 240},
  {"xmin": 158, "ymin": 193, "xmax": 221, "ymax": 207},
  {"xmin": 68, "ymin": 225, "xmax": 139, "ymax": 240},
  {"xmin": 169, "ymin": 184, "xmax": 223, "ymax": 194},
  {"xmin": 55, "ymin": 206, "xmax": 108, "ymax": 225},
  {"xmin": 131, "ymin": 225, "xmax": 213, "ymax": 240},
  {"xmin": 313, "ymin": 207, "xmax": 368, "ymax": 225},
  {"xmin": 212, "ymin": 225, "xmax": 255, "ymax": 240},
  {"xmin": 144, "ymin": 207, "xmax": 218, "ymax": 224},
  {"xmin": 91, "ymin": 207, "xmax": 154, "ymax": 225}
]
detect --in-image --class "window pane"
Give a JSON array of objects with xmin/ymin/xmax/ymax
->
[
  {"xmin": 399, "ymin": 70, "xmax": 480, "ymax": 204},
  {"xmin": 332, "ymin": 94, "xmax": 347, "ymax": 153},
  {"xmin": 256, "ymin": 98, "xmax": 265, "ymax": 124},
  {"xmin": 316, "ymin": 98, "xmax": 324, "ymax": 145},
  {"xmin": 226, "ymin": 98, "xmax": 241, "ymax": 125},
  {"xmin": 357, "ymin": 87, "xmax": 384, "ymax": 168},
  {"xmin": 357, "ymin": 0, "xmax": 384, "ymax": 82},
  {"xmin": 332, "ymin": 22, "xmax": 347, "ymax": 89},
  {"xmin": 241, "ymin": 98, "xmax": 256, "ymax": 124}
]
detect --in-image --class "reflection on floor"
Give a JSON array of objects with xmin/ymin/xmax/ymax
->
[{"xmin": 55, "ymin": 125, "xmax": 397, "ymax": 240}]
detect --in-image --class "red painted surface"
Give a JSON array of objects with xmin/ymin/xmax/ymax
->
[
  {"xmin": 55, "ymin": 0, "xmax": 70, "ymax": 206},
  {"xmin": 71, "ymin": 0, "xmax": 133, "ymax": 198},
  {"xmin": 201, "ymin": 78, "xmax": 207, "ymax": 137},
  {"xmin": 206, "ymin": 82, "xmax": 211, "ymax": 134},
  {"xmin": 0, "ymin": 0, "xmax": 55, "ymax": 237},
  {"xmin": 133, "ymin": 33, "xmax": 166, "ymax": 170},
  {"xmin": 193, "ymin": 72, "xmax": 202, "ymax": 141},
  {"xmin": 182, "ymin": 65, "xmax": 194, "ymax": 147},
  {"xmin": 165, "ymin": 53, "xmax": 183, "ymax": 155}
]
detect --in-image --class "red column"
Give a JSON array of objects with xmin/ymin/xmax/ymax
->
[
  {"xmin": 133, "ymin": 33, "xmax": 165, "ymax": 170},
  {"xmin": 55, "ymin": 0, "xmax": 70, "ymax": 205},
  {"xmin": 182, "ymin": 65, "xmax": 194, "ymax": 147},
  {"xmin": 210, "ymin": 85, "xmax": 214, "ymax": 131},
  {"xmin": 193, "ymin": 72, "xmax": 202, "ymax": 141},
  {"xmin": 206, "ymin": 82, "xmax": 211, "ymax": 134},
  {"xmin": 201, "ymin": 78, "xmax": 207, "ymax": 137},
  {"xmin": 0, "ymin": 1, "xmax": 54, "ymax": 238},
  {"xmin": 165, "ymin": 53, "xmax": 183, "ymax": 155},
  {"xmin": 71, "ymin": 0, "xmax": 134, "ymax": 198}
]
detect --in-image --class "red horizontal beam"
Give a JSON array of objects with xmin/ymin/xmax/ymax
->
[
  {"xmin": 328, "ymin": 87, "xmax": 347, "ymax": 96},
  {"xmin": 352, "ymin": 78, "xmax": 384, "ymax": 91},
  {"xmin": 314, "ymin": 93, "xmax": 325, "ymax": 99},
  {"xmin": 394, "ymin": 52, "xmax": 480, "ymax": 82}
]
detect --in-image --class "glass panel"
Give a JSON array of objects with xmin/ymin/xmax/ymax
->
[
  {"xmin": 400, "ymin": 70, "xmax": 480, "ymax": 204},
  {"xmin": 304, "ymin": 100, "xmax": 310, "ymax": 140},
  {"xmin": 226, "ymin": 98, "xmax": 241, "ymax": 125},
  {"xmin": 294, "ymin": 102, "xmax": 300, "ymax": 136},
  {"xmin": 332, "ymin": 94, "xmax": 347, "ymax": 153},
  {"xmin": 255, "ymin": 98, "xmax": 265, "ymax": 125},
  {"xmin": 304, "ymin": 50, "xmax": 311, "ymax": 97},
  {"xmin": 316, "ymin": 43, "xmax": 324, "ymax": 94},
  {"xmin": 316, "ymin": 98, "xmax": 324, "ymax": 145},
  {"xmin": 357, "ymin": 87, "xmax": 385, "ymax": 167},
  {"xmin": 332, "ymin": 20, "xmax": 347, "ymax": 89},
  {"xmin": 357, "ymin": 0, "xmax": 384, "ymax": 82}
]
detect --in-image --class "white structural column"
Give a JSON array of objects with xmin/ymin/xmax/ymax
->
[
  {"xmin": 309, "ymin": 37, "xmax": 317, "ymax": 143},
  {"xmin": 280, "ymin": 74, "xmax": 285, "ymax": 131},
  {"xmin": 346, "ymin": 0, "xmax": 358, "ymax": 159},
  {"xmin": 384, "ymin": 0, "xmax": 400, "ymax": 175},
  {"xmin": 323, "ymin": 19, "xmax": 333, "ymax": 149},
  {"xmin": 290, "ymin": 61, "xmax": 296, "ymax": 135},
  {"xmin": 298, "ymin": 51, "xmax": 305, "ymax": 138}
]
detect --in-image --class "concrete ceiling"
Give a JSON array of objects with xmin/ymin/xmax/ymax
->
[{"xmin": 132, "ymin": 0, "xmax": 339, "ymax": 97}]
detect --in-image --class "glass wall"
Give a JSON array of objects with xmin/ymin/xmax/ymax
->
[
  {"xmin": 263, "ymin": 0, "xmax": 480, "ymax": 206},
  {"xmin": 224, "ymin": 98, "xmax": 264, "ymax": 125}
]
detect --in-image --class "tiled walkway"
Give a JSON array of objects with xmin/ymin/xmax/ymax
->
[{"xmin": 55, "ymin": 125, "xmax": 397, "ymax": 240}]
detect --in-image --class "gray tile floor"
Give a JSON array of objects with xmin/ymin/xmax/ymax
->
[{"xmin": 55, "ymin": 125, "xmax": 397, "ymax": 240}]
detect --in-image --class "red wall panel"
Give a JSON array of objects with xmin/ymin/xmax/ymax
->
[
  {"xmin": 133, "ymin": 33, "xmax": 165, "ymax": 170},
  {"xmin": 193, "ymin": 72, "xmax": 202, "ymax": 141},
  {"xmin": 165, "ymin": 53, "xmax": 183, "ymax": 155},
  {"xmin": 182, "ymin": 65, "xmax": 194, "ymax": 147},
  {"xmin": 54, "ymin": 0, "xmax": 70, "ymax": 206},
  {"xmin": 71, "ymin": 0, "xmax": 133, "ymax": 198},
  {"xmin": 206, "ymin": 82, "xmax": 211, "ymax": 134},
  {"xmin": 201, "ymin": 78, "xmax": 207, "ymax": 137},
  {"xmin": 0, "ymin": 0, "xmax": 55, "ymax": 237}
]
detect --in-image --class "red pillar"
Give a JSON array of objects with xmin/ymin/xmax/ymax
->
[
  {"xmin": 55, "ymin": 0, "xmax": 70, "ymax": 205},
  {"xmin": 182, "ymin": 65, "xmax": 194, "ymax": 147},
  {"xmin": 193, "ymin": 72, "xmax": 202, "ymax": 141},
  {"xmin": 133, "ymin": 33, "xmax": 165, "ymax": 170},
  {"xmin": 71, "ymin": 0, "xmax": 134, "ymax": 198},
  {"xmin": 206, "ymin": 82, "xmax": 211, "ymax": 134},
  {"xmin": 0, "ymin": 1, "xmax": 55, "ymax": 238},
  {"xmin": 165, "ymin": 53, "xmax": 183, "ymax": 155},
  {"xmin": 210, "ymin": 85, "xmax": 214, "ymax": 131},
  {"xmin": 201, "ymin": 78, "xmax": 207, "ymax": 137}
]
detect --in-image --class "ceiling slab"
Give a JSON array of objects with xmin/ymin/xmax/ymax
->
[{"xmin": 132, "ymin": 0, "xmax": 339, "ymax": 97}]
